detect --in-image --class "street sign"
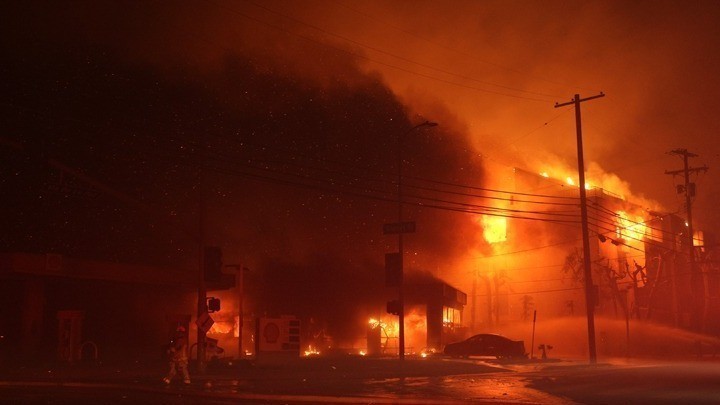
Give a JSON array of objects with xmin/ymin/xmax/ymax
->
[
  {"xmin": 196, "ymin": 312, "xmax": 215, "ymax": 334},
  {"xmin": 383, "ymin": 221, "xmax": 416, "ymax": 235}
]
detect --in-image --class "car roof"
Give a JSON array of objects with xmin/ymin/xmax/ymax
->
[{"xmin": 469, "ymin": 333, "xmax": 512, "ymax": 340}]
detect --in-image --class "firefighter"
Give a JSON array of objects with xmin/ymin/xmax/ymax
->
[{"xmin": 163, "ymin": 326, "xmax": 191, "ymax": 385}]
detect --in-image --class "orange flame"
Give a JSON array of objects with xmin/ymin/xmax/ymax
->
[
  {"xmin": 481, "ymin": 215, "xmax": 507, "ymax": 244},
  {"xmin": 616, "ymin": 210, "xmax": 647, "ymax": 242},
  {"xmin": 304, "ymin": 345, "xmax": 320, "ymax": 356}
]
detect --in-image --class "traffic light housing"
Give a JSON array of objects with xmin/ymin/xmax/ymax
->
[
  {"xmin": 207, "ymin": 297, "xmax": 221, "ymax": 313},
  {"xmin": 204, "ymin": 246, "xmax": 223, "ymax": 282},
  {"xmin": 386, "ymin": 299, "xmax": 401, "ymax": 315}
]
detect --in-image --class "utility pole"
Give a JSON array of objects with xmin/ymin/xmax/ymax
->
[
  {"xmin": 555, "ymin": 92, "xmax": 605, "ymax": 364},
  {"xmin": 196, "ymin": 144, "xmax": 208, "ymax": 375},
  {"xmin": 225, "ymin": 264, "xmax": 248, "ymax": 359},
  {"xmin": 197, "ymin": 201, "xmax": 208, "ymax": 374},
  {"xmin": 665, "ymin": 149, "xmax": 709, "ymax": 330},
  {"xmin": 396, "ymin": 120, "xmax": 437, "ymax": 361}
]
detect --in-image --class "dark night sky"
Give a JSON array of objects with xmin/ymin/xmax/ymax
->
[{"xmin": 3, "ymin": 0, "xmax": 720, "ymax": 342}]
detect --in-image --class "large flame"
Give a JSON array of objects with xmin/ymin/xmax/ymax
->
[
  {"xmin": 480, "ymin": 215, "xmax": 507, "ymax": 244},
  {"xmin": 615, "ymin": 210, "xmax": 647, "ymax": 242}
]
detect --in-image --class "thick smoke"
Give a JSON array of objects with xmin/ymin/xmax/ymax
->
[
  {"xmin": 1, "ymin": 1, "xmax": 488, "ymax": 344},
  {"xmin": 4, "ymin": 0, "xmax": 720, "ymax": 346}
]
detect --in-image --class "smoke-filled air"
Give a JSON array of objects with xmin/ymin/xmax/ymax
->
[{"xmin": 3, "ymin": 0, "xmax": 720, "ymax": 356}]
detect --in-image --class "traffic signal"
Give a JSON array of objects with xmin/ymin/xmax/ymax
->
[
  {"xmin": 386, "ymin": 299, "xmax": 401, "ymax": 315},
  {"xmin": 204, "ymin": 246, "xmax": 222, "ymax": 282},
  {"xmin": 207, "ymin": 297, "xmax": 221, "ymax": 313}
]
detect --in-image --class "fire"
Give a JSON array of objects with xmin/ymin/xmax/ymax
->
[
  {"xmin": 304, "ymin": 345, "xmax": 320, "ymax": 356},
  {"xmin": 368, "ymin": 318, "xmax": 398, "ymax": 337},
  {"xmin": 564, "ymin": 176, "xmax": 593, "ymax": 190},
  {"xmin": 535, "ymin": 162, "xmax": 646, "ymax": 202},
  {"xmin": 368, "ymin": 311, "xmax": 427, "ymax": 355},
  {"xmin": 480, "ymin": 215, "xmax": 507, "ymax": 244},
  {"xmin": 615, "ymin": 210, "xmax": 647, "ymax": 242},
  {"xmin": 209, "ymin": 321, "xmax": 233, "ymax": 335}
]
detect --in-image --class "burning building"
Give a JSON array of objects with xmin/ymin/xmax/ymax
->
[
  {"xmin": 463, "ymin": 164, "xmax": 720, "ymax": 339},
  {"xmin": 368, "ymin": 274, "xmax": 467, "ymax": 357}
]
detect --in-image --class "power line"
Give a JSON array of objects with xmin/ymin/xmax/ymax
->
[
  {"xmin": 243, "ymin": 0, "xmax": 561, "ymax": 99},
  {"xmin": 330, "ymin": 0, "xmax": 599, "ymax": 94},
  {"xmin": 3, "ymin": 98, "xmax": 587, "ymax": 226},
  {"xmin": 202, "ymin": 0, "xmax": 553, "ymax": 102},
  {"xmin": 474, "ymin": 286, "xmax": 582, "ymax": 297}
]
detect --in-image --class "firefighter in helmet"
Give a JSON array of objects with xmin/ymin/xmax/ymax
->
[{"xmin": 163, "ymin": 325, "xmax": 191, "ymax": 385}]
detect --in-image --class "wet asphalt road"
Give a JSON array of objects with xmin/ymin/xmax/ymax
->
[{"xmin": 2, "ymin": 356, "xmax": 720, "ymax": 404}]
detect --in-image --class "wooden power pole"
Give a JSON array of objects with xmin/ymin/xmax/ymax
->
[
  {"xmin": 665, "ymin": 149, "xmax": 709, "ymax": 330},
  {"xmin": 555, "ymin": 92, "xmax": 605, "ymax": 364}
]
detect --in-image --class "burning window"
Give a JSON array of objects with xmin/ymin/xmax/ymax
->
[
  {"xmin": 615, "ymin": 210, "xmax": 647, "ymax": 242},
  {"xmin": 481, "ymin": 215, "xmax": 507, "ymax": 244}
]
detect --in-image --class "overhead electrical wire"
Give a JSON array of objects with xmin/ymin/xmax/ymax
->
[
  {"xmin": 242, "ymin": 0, "xmax": 561, "ymax": 99},
  {"xmin": 474, "ymin": 286, "xmax": 583, "ymax": 297},
  {"xmin": 5, "ymin": 9, "xmax": 712, "ymax": 300},
  {"xmin": 587, "ymin": 200, "xmax": 696, "ymax": 243},
  {"xmin": 3, "ymin": 106, "xmax": 581, "ymax": 230},
  {"xmin": 22, "ymin": 120, "xmax": 580, "ymax": 225},
  {"xmin": 5, "ymin": 3, "xmax": 704, "ymax": 258},
  {"xmin": 222, "ymin": 138, "xmax": 583, "ymax": 205},
  {"xmin": 204, "ymin": 135, "xmax": 582, "ymax": 206},
  {"xmin": 330, "ymin": 0, "xmax": 600, "ymax": 94},
  {"xmin": 201, "ymin": 0, "xmax": 553, "ymax": 102},
  {"xmin": 97, "ymin": 6, "xmax": 701, "ymax": 238},
  {"xmin": 7, "ymin": 97, "xmax": 697, "ymax": 260}
]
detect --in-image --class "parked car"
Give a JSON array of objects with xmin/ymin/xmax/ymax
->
[{"xmin": 443, "ymin": 333, "xmax": 527, "ymax": 359}]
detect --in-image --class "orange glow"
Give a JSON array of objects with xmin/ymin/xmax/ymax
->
[
  {"xmin": 563, "ymin": 177, "xmax": 594, "ymax": 190},
  {"xmin": 420, "ymin": 347, "xmax": 437, "ymax": 358},
  {"xmin": 534, "ymin": 163, "xmax": 643, "ymax": 202},
  {"xmin": 208, "ymin": 321, "xmax": 233, "ymax": 335},
  {"xmin": 616, "ymin": 210, "xmax": 647, "ymax": 242},
  {"xmin": 694, "ymin": 231, "xmax": 704, "ymax": 247},
  {"xmin": 480, "ymin": 215, "xmax": 507, "ymax": 244},
  {"xmin": 368, "ymin": 318, "xmax": 397, "ymax": 337},
  {"xmin": 368, "ymin": 309, "xmax": 429, "ymax": 355},
  {"xmin": 304, "ymin": 345, "xmax": 320, "ymax": 356}
]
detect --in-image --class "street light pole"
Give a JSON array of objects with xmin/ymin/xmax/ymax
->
[{"xmin": 397, "ymin": 120, "xmax": 437, "ymax": 361}]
